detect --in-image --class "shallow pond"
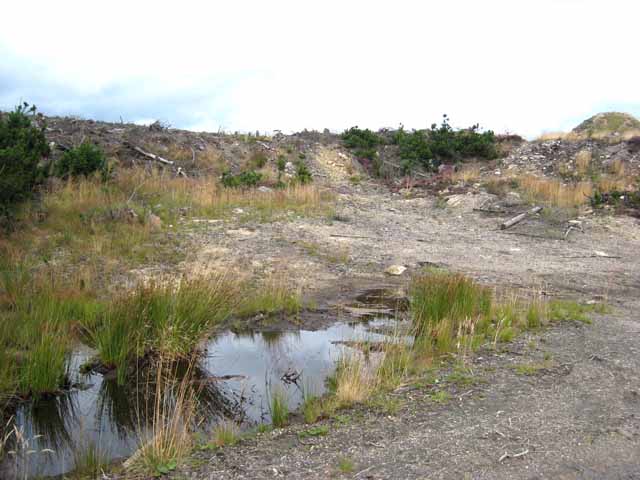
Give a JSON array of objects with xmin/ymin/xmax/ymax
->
[{"xmin": 0, "ymin": 316, "xmax": 403, "ymax": 479}]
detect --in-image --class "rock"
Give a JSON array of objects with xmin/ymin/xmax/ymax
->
[
  {"xmin": 147, "ymin": 213, "xmax": 162, "ymax": 231},
  {"xmin": 258, "ymin": 186, "xmax": 273, "ymax": 193},
  {"xmin": 385, "ymin": 265, "xmax": 407, "ymax": 276},
  {"xmin": 503, "ymin": 191, "xmax": 523, "ymax": 207}
]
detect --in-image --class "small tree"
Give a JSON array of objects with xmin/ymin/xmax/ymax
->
[
  {"xmin": 0, "ymin": 103, "xmax": 50, "ymax": 219},
  {"xmin": 55, "ymin": 142, "xmax": 107, "ymax": 179}
]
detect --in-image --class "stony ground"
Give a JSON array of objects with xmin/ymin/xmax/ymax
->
[{"xmin": 156, "ymin": 146, "xmax": 640, "ymax": 479}]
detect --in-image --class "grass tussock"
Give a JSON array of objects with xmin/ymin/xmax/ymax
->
[
  {"xmin": 133, "ymin": 357, "xmax": 199, "ymax": 477},
  {"xmin": 211, "ymin": 421, "xmax": 239, "ymax": 448}
]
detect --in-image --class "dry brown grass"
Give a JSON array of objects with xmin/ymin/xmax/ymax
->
[
  {"xmin": 537, "ymin": 129, "xmax": 640, "ymax": 144},
  {"xmin": 575, "ymin": 150, "xmax": 592, "ymax": 176},
  {"xmin": 518, "ymin": 175, "xmax": 593, "ymax": 207},
  {"xmin": 452, "ymin": 165, "xmax": 481, "ymax": 184},
  {"xmin": 334, "ymin": 354, "xmax": 377, "ymax": 405},
  {"xmin": 597, "ymin": 176, "xmax": 629, "ymax": 193},
  {"xmin": 610, "ymin": 159, "xmax": 626, "ymax": 176}
]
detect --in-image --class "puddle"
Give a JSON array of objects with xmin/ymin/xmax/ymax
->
[{"xmin": 0, "ymin": 316, "xmax": 404, "ymax": 479}]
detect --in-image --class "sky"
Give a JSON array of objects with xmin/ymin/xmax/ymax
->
[{"xmin": 1, "ymin": 0, "xmax": 639, "ymax": 138}]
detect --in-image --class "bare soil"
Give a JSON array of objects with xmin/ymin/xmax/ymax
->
[{"xmin": 155, "ymin": 145, "xmax": 640, "ymax": 479}]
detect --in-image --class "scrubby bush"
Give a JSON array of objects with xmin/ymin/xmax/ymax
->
[
  {"xmin": 221, "ymin": 170, "xmax": 262, "ymax": 188},
  {"xmin": 0, "ymin": 103, "xmax": 50, "ymax": 218},
  {"xmin": 343, "ymin": 117, "xmax": 498, "ymax": 175},
  {"xmin": 341, "ymin": 127, "xmax": 380, "ymax": 160},
  {"xmin": 55, "ymin": 142, "xmax": 108, "ymax": 179}
]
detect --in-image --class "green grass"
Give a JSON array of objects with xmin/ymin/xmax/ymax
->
[
  {"xmin": 211, "ymin": 421, "xmax": 239, "ymax": 448},
  {"xmin": 82, "ymin": 275, "xmax": 239, "ymax": 384},
  {"xmin": 429, "ymin": 390, "xmax": 451, "ymax": 403},
  {"xmin": 301, "ymin": 393, "xmax": 322, "ymax": 424},
  {"xmin": 514, "ymin": 363, "xmax": 546, "ymax": 376},
  {"xmin": 338, "ymin": 457, "xmax": 355, "ymax": 474},
  {"xmin": 549, "ymin": 300, "xmax": 599, "ymax": 324},
  {"xmin": 71, "ymin": 441, "xmax": 110, "ymax": 479},
  {"xmin": 298, "ymin": 425, "xmax": 329, "ymax": 438},
  {"xmin": 269, "ymin": 389, "xmax": 289, "ymax": 428},
  {"xmin": 411, "ymin": 271, "xmax": 492, "ymax": 341},
  {"xmin": 238, "ymin": 277, "xmax": 302, "ymax": 318}
]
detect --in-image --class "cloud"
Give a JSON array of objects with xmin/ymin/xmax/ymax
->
[{"xmin": 1, "ymin": 0, "xmax": 639, "ymax": 137}]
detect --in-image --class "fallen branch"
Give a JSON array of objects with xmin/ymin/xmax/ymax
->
[
  {"xmin": 125, "ymin": 142, "xmax": 175, "ymax": 166},
  {"xmin": 329, "ymin": 234, "xmax": 381, "ymax": 240},
  {"xmin": 500, "ymin": 206, "xmax": 543, "ymax": 230},
  {"xmin": 382, "ymin": 159, "xmax": 430, "ymax": 178}
]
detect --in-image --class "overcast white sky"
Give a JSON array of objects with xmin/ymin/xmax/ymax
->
[{"xmin": 1, "ymin": 0, "xmax": 639, "ymax": 137}]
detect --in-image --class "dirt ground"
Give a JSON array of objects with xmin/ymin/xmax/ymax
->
[{"xmin": 159, "ymin": 146, "xmax": 640, "ymax": 479}]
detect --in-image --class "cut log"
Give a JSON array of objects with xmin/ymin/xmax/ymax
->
[{"xmin": 500, "ymin": 206, "xmax": 543, "ymax": 230}]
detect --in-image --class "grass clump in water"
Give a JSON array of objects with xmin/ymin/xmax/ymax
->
[
  {"xmin": 82, "ymin": 274, "xmax": 239, "ymax": 383},
  {"xmin": 334, "ymin": 355, "xmax": 377, "ymax": 406}
]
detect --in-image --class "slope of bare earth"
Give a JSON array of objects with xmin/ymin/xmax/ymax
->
[{"xmin": 147, "ymin": 145, "xmax": 640, "ymax": 480}]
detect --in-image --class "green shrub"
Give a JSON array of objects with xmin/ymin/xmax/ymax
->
[
  {"xmin": 392, "ymin": 127, "xmax": 434, "ymax": 172},
  {"xmin": 250, "ymin": 151, "xmax": 268, "ymax": 169},
  {"xmin": 0, "ymin": 103, "xmax": 50, "ymax": 219},
  {"xmin": 55, "ymin": 142, "xmax": 107, "ymax": 179},
  {"xmin": 342, "ymin": 127, "xmax": 380, "ymax": 160},
  {"xmin": 427, "ymin": 115, "xmax": 498, "ymax": 163},
  {"xmin": 221, "ymin": 170, "xmax": 262, "ymax": 188},
  {"xmin": 295, "ymin": 160, "xmax": 312, "ymax": 184}
]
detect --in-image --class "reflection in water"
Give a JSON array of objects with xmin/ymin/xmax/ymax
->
[{"xmin": 0, "ymin": 317, "xmax": 401, "ymax": 479}]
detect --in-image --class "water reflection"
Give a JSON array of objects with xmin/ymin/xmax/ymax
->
[{"xmin": 0, "ymin": 316, "xmax": 402, "ymax": 479}]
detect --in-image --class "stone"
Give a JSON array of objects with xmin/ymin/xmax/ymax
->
[
  {"xmin": 147, "ymin": 213, "xmax": 162, "ymax": 231},
  {"xmin": 385, "ymin": 265, "xmax": 407, "ymax": 276}
]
